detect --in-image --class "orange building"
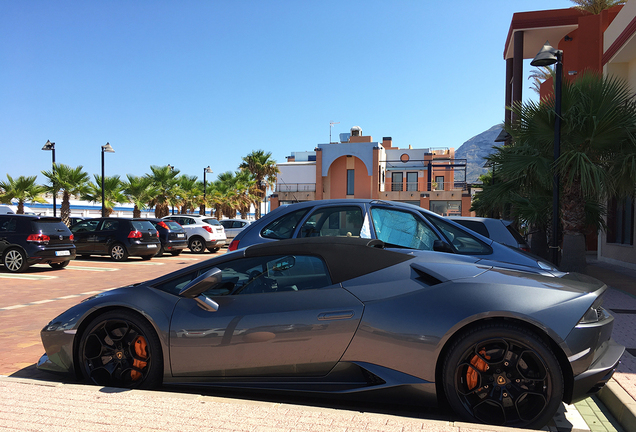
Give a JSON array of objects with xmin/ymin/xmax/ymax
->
[{"xmin": 270, "ymin": 126, "xmax": 472, "ymax": 217}]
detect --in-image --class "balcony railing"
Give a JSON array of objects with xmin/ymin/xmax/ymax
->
[{"xmin": 276, "ymin": 183, "xmax": 316, "ymax": 192}]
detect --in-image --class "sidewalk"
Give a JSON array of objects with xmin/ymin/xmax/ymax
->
[{"xmin": 586, "ymin": 257, "xmax": 636, "ymax": 432}]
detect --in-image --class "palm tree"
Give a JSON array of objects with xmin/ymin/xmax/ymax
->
[
  {"xmin": 145, "ymin": 165, "xmax": 180, "ymax": 218},
  {"xmin": 0, "ymin": 175, "xmax": 47, "ymax": 214},
  {"xmin": 82, "ymin": 174, "xmax": 125, "ymax": 217},
  {"xmin": 239, "ymin": 150, "xmax": 279, "ymax": 219},
  {"xmin": 570, "ymin": 0, "xmax": 624, "ymax": 14},
  {"xmin": 41, "ymin": 164, "xmax": 90, "ymax": 225},
  {"xmin": 528, "ymin": 66, "xmax": 554, "ymax": 95},
  {"xmin": 499, "ymin": 71, "xmax": 636, "ymax": 272},
  {"xmin": 122, "ymin": 175, "xmax": 152, "ymax": 218},
  {"xmin": 176, "ymin": 174, "xmax": 202, "ymax": 214}
]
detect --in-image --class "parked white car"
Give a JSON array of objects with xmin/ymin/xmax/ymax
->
[
  {"xmin": 163, "ymin": 214, "xmax": 226, "ymax": 253},
  {"xmin": 219, "ymin": 219, "xmax": 253, "ymax": 242}
]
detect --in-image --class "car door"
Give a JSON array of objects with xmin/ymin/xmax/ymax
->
[
  {"xmin": 94, "ymin": 219, "xmax": 120, "ymax": 254},
  {"xmin": 70, "ymin": 219, "xmax": 101, "ymax": 253},
  {"xmin": 168, "ymin": 254, "xmax": 364, "ymax": 378}
]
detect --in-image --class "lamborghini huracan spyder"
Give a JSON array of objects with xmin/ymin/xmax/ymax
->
[{"xmin": 38, "ymin": 237, "xmax": 623, "ymax": 429}]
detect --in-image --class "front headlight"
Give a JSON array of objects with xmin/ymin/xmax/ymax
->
[{"xmin": 578, "ymin": 297, "xmax": 605, "ymax": 324}]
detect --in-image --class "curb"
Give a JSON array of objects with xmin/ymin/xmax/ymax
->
[{"xmin": 597, "ymin": 378, "xmax": 636, "ymax": 432}]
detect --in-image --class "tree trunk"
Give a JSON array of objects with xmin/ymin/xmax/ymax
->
[
  {"xmin": 61, "ymin": 192, "xmax": 71, "ymax": 226},
  {"xmin": 560, "ymin": 233, "xmax": 587, "ymax": 273},
  {"xmin": 529, "ymin": 226, "xmax": 549, "ymax": 260},
  {"xmin": 560, "ymin": 177, "xmax": 587, "ymax": 273},
  {"xmin": 133, "ymin": 206, "xmax": 141, "ymax": 219}
]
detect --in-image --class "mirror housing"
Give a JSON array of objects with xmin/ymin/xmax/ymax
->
[
  {"xmin": 433, "ymin": 240, "xmax": 454, "ymax": 254},
  {"xmin": 179, "ymin": 268, "xmax": 222, "ymax": 298}
]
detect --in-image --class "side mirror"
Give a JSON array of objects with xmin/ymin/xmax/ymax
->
[
  {"xmin": 179, "ymin": 268, "xmax": 222, "ymax": 298},
  {"xmin": 433, "ymin": 239, "xmax": 454, "ymax": 253},
  {"xmin": 272, "ymin": 256, "xmax": 295, "ymax": 272}
]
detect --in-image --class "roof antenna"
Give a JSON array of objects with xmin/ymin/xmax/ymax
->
[{"xmin": 330, "ymin": 121, "xmax": 340, "ymax": 143}]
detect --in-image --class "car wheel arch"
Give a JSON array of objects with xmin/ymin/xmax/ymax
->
[
  {"xmin": 72, "ymin": 306, "xmax": 167, "ymax": 381},
  {"xmin": 2, "ymin": 246, "xmax": 29, "ymax": 272},
  {"xmin": 434, "ymin": 316, "xmax": 574, "ymax": 407}
]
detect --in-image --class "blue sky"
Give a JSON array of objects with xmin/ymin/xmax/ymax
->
[{"xmin": 1, "ymin": 0, "xmax": 574, "ymax": 185}]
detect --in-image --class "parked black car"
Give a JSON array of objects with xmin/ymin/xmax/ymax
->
[
  {"xmin": 70, "ymin": 218, "xmax": 161, "ymax": 261},
  {"xmin": 143, "ymin": 218, "xmax": 188, "ymax": 256},
  {"xmin": 0, "ymin": 214, "xmax": 76, "ymax": 272}
]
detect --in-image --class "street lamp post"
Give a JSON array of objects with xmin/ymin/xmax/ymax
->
[
  {"xmin": 101, "ymin": 143, "xmax": 115, "ymax": 217},
  {"xmin": 42, "ymin": 140, "xmax": 56, "ymax": 217},
  {"xmin": 531, "ymin": 41, "xmax": 563, "ymax": 267},
  {"xmin": 203, "ymin": 166, "xmax": 212, "ymax": 215},
  {"xmin": 167, "ymin": 164, "xmax": 175, "ymax": 215}
]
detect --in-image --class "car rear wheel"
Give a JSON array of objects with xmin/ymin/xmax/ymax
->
[
  {"xmin": 207, "ymin": 247, "xmax": 220, "ymax": 253},
  {"xmin": 170, "ymin": 250, "xmax": 182, "ymax": 256},
  {"xmin": 49, "ymin": 260, "xmax": 70, "ymax": 270},
  {"xmin": 443, "ymin": 323, "xmax": 563, "ymax": 429},
  {"xmin": 3, "ymin": 248, "xmax": 28, "ymax": 272},
  {"xmin": 141, "ymin": 255, "xmax": 153, "ymax": 261},
  {"xmin": 78, "ymin": 310, "xmax": 163, "ymax": 389},
  {"xmin": 109, "ymin": 243, "xmax": 129, "ymax": 261},
  {"xmin": 188, "ymin": 237, "xmax": 205, "ymax": 254}
]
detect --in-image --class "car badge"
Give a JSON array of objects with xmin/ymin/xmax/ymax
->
[{"xmin": 59, "ymin": 235, "xmax": 63, "ymax": 240}]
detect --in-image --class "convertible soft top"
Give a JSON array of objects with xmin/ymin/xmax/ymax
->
[{"xmin": 244, "ymin": 237, "xmax": 413, "ymax": 284}]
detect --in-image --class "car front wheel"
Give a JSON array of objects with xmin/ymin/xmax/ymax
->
[
  {"xmin": 78, "ymin": 310, "xmax": 163, "ymax": 389},
  {"xmin": 443, "ymin": 323, "xmax": 563, "ymax": 429},
  {"xmin": 3, "ymin": 248, "xmax": 28, "ymax": 272}
]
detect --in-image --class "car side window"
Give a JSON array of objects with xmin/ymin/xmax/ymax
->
[
  {"xmin": 209, "ymin": 255, "xmax": 331, "ymax": 296},
  {"xmin": 71, "ymin": 220, "xmax": 99, "ymax": 233},
  {"xmin": 0, "ymin": 218, "xmax": 16, "ymax": 232},
  {"xmin": 299, "ymin": 206, "xmax": 364, "ymax": 238},
  {"xmin": 424, "ymin": 215, "xmax": 492, "ymax": 255},
  {"xmin": 101, "ymin": 220, "xmax": 119, "ymax": 231},
  {"xmin": 453, "ymin": 220, "xmax": 490, "ymax": 238},
  {"xmin": 370, "ymin": 207, "xmax": 439, "ymax": 250},
  {"xmin": 261, "ymin": 209, "xmax": 310, "ymax": 240},
  {"xmin": 152, "ymin": 255, "xmax": 331, "ymax": 297}
]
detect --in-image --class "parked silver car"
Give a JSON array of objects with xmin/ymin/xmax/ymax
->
[
  {"xmin": 229, "ymin": 199, "xmax": 558, "ymax": 273},
  {"xmin": 447, "ymin": 217, "xmax": 530, "ymax": 252},
  {"xmin": 219, "ymin": 219, "xmax": 253, "ymax": 242}
]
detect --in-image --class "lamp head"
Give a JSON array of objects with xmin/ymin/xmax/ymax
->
[
  {"xmin": 531, "ymin": 41, "xmax": 562, "ymax": 67},
  {"xmin": 42, "ymin": 140, "xmax": 55, "ymax": 151},
  {"xmin": 102, "ymin": 142, "xmax": 115, "ymax": 153}
]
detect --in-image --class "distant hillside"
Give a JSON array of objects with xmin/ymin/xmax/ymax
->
[{"xmin": 455, "ymin": 125, "xmax": 503, "ymax": 183}]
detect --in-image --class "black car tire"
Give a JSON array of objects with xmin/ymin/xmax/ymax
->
[
  {"xmin": 3, "ymin": 248, "xmax": 28, "ymax": 273},
  {"xmin": 207, "ymin": 247, "xmax": 220, "ymax": 253},
  {"xmin": 109, "ymin": 243, "xmax": 129, "ymax": 261},
  {"xmin": 78, "ymin": 310, "xmax": 163, "ymax": 389},
  {"xmin": 49, "ymin": 260, "xmax": 70, "ymax": 270},
  {"xmin": 442, "ymin": 323, "xmax": 563, "ymax": 429},
  {"xmin": 188, "ymin": 237, "xmax": 206, "ymax": 254},
  {"xmin": 170, "ymin": 250, "xmax": 182, "ymax": 256},
  {"xmin": 141, "ymin": 255, "xmax": 153, "ymax": 261}
]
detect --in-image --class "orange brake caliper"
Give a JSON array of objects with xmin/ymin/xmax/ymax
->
[
  {"xmin": 466, "ymin": 348, "xmax": 490, "ymax": 390},
  {"xmin": 131, "ymin": 336, "xmax": 148, "ymax": 381}
]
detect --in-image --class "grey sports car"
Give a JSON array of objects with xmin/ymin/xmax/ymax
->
[{"xmin": 38, "ymin": 237, "xmax": 623, "ymax": 429}]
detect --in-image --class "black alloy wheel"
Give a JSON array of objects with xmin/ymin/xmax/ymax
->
[
  {"xmin": 188, "ymin": 237, "xmax": 205, "ymax": 254},
  {"xmin": 443, "ymin": 323, "xmax": 563, "ymax": 429},
  {"xmin": 78, "ymin": 310, "xmax": 162, "ymax": 389}
]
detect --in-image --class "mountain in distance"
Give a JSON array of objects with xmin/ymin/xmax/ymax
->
[{"xmin": 454, "ymin": 124, "xmax": 504, "ymax": 184}]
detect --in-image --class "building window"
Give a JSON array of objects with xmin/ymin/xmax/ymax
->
[
  {"xmin": 392, "ymin": 172, "xmax": 403, "ymax": 192},
  {"xmin": 429, "ymin": 200, "xmax": 461, "ymax": 216},
  {"xmin": 406, "ymin": 172, "xmax": 418, "ymax": 191},
  {"xmin": 347, "ymin": 169, "xmax": 355, "ymax": 195},
  {"xmin": 435, "ymin": 176, "xmax": 444, "ymax": 191},
  {"xmin": 607, "ymin": 196, "xmax": 634, "ymax": 245}
]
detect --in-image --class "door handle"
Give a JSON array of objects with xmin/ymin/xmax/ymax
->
[{"xmin": 318, "ymin": 311, "xmax": 354, "ymax": 321}]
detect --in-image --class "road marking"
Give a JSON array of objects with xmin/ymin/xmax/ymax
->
[
  {"xmin": 0, "ymin": 287, "xmax": 118, "ymax": 312},
  {"xmin": 0, "ymin": 273, "xmax": 57, "ymax": 280},
  {"xmin": 67, "ymin": 266, "xmax": 119, "ymax": 272}
]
